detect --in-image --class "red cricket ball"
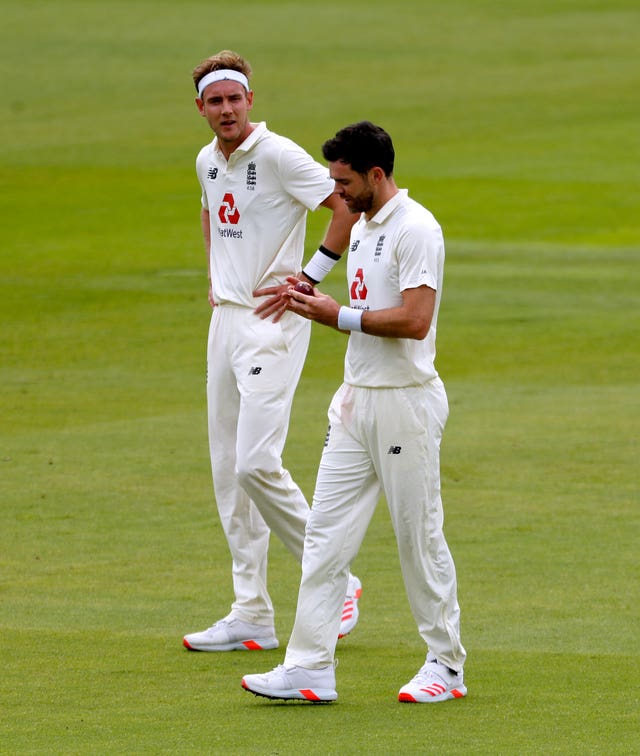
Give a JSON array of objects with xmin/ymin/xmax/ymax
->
[{"xmin": 293, "ymin": 281, "xmax": 314, "ymax": 296}]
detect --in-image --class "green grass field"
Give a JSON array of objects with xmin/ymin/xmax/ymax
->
[{"xmin": 1, "ymin": 0, "xmax": 638, "ymax": 753}]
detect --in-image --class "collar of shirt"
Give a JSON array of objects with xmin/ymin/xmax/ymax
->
[
  {"xmin": 213, "ymin": 121, "xmax": 268, "ymax": 159},
  {"xmin": 367, "ymin": 188, "xmax": 408, "ymax": 225}
]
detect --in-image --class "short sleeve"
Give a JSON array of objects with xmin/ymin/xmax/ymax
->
[
  {"xmin": 276, "ymin": 140, "xmax": 335, "ymax": 211},
  {"xmin": 396, "ymin": 221, "xmax": 443, "ymax": 292}
]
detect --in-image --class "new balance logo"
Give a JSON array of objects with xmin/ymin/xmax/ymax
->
[
  {"xmin": 388, "ymin": 446, "xmax": 402, "ymax": 455},
  {"xmin": 207, "ymin": 166, "xmax": 218, "ymax": 180},
  {"xmin": 248, "ymin": 366, "xmax": 262, "ymax": 375}
]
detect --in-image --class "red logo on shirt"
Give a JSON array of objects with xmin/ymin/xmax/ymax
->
[
  {"xmin": 218, "ymin": 193, "xmax": 240, "ymax": 224},
  {"xmin": 350, "ymin": 268, "xmax": 368, "ymax": 300}
]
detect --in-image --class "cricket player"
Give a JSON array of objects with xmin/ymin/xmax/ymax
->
[
  {"xmin": 183, "ymin": 51, "xmax": 362, "ymax": 652},
  {"xmin": 242, "ymin": 121, "xmax": 467, "ymax": 701}
]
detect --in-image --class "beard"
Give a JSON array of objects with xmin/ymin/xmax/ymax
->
[{"xmin": 346, "ymin": 187, "xmax": 374, "ymax": 214}]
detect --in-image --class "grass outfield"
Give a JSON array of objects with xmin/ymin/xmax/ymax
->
[{"xmin": 1, "ymin": 0, "xmax": 638, "ymax": 753}]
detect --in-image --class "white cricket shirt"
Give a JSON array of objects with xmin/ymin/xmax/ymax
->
[
  {"xmin": 196, "ymin": 121, "xmax": 335, "ymax": 307},
  {"xmin": 344, "ymin": 189, "xmax": 445, "ymax": 388}
]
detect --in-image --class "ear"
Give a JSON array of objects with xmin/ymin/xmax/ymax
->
[
  {"xmin": 196, "ymin": 97, "xmax": 206, "ymax": 116},
  {"xmin": 370, "ymin": 166, "xmax": 386, "ymax": 185},
  {"xmin": 246, "ymin": 90, "xmax": 254, "ymax": 111}
]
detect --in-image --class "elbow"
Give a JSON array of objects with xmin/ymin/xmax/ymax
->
[{"xmin": 408, "ymin": 318, "xmax": 430, "ymax": 340}]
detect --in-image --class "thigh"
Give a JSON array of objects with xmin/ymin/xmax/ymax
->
[
  {"xmin": 306, "ymin": 386, "xmax": 381, "ymax": 564},
  {"xmin": 371, "ymin": 382, "xmax": 449, "ymax": 533},
  {"xmin": 234, "ymin": 311, "xmax": 310, "ymax": 465},
  {"xmin": 207, "ymin": 307, "xmax": 240, "ymax": 448},
  {"xmin": 234, "ymin": 311, "xmax": 309, "ymax": 396}
]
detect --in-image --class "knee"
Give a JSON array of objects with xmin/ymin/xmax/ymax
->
[
  {"xmin": 236, "ymin": 461, "xmax": 256, "ymax": 492},
  {"xmin": 236, "ymin": 458, "xmax": 278, "ymax": 493}
]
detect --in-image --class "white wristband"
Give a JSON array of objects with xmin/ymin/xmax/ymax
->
[
  {"xmin": 302, "ymin": 246, "xmax": 340, "ymax": 283},
  {"xmin": 338, "ymin": 306, "xmax": 363, "ymax": 332}
]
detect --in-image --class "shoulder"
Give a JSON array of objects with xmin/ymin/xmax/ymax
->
[
  {"xmin": 258, "ymin": 123, "xmax": 301, "ymax": 149},
  {"xmin": 388, "ymin": 198, "xmax": 444, "ymax": 258},
  {"xmin": 395, "ymin": 195, "xmax": 441, "ymax": 235},
  {"xmin": 397, "ymin": 194, "xmax": 438, "ymax": 224},
  {"xmin": 196, "ymin": 141, "xmax": 215, "ymax": 168},
  {"xmin": 250, "ymin": 123, "xmax": 309, "ymax": 157}
]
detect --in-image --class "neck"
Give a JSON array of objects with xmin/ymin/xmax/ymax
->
[
  {"xmin": 365, "ymin": 179, "xmax": 399, "ymax": 220},
  {"xmin": 218, "ymin": 122, "xmax": 255, "ymax": 160}
]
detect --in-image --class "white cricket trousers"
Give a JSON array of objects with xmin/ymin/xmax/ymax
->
[
  {"xmin": 206, "ymin": 305, "xmax": 312, "ymax": 625},
  {"xmin": 285, "ymin": 379, "xmax": 467, "ymax": 672}
]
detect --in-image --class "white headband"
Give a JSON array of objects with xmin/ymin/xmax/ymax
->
[{"xmin": 197, "ymin": 69, "xmax": 250, "ymax": 98}]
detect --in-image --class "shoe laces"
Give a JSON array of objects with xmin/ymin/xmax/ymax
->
[
  {"xmin": 264, "ymin": 664, "xmax": 296, "ymax": 684},
  {"xmin": 207, "ymin": 618, "xmax": 232, "ymax": 632},
  {"xmin": 267, "ymin": 664, "xmax": 291, "ymax": 677},
  {"xmin": 413, "ymin": 662, "xmax": 450, "ymax": 687},
  {"xmin": 269, "ymin": 661, "xmax": 337, "ymax": 679}
]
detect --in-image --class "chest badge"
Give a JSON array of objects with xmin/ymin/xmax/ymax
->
[{"xmin": 246, "ymin": 162, "xmax": 257, "ymax": 191}]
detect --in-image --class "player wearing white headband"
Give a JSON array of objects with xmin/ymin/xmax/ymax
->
[
  {"xmin": 182, "ymin": 50, "xmax": 361, "ymax": 653},
  {"xmin": 197, "ymin": 69, "xmax": 251, "ymax": 98}
]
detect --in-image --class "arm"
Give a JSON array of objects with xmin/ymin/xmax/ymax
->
[
  {"xmin": 285, "ymin": 281, "xmax": 435, "ymax": 340},
  {"xmin": 201, "ymin": 208, "xmax": 215, "ymax": 308},
  {"xmin": 314, "ymin": 190, "xmax": 358, "ymax": 266},
  {"xmin": 254, "ymin": 188, "xmax": 358, "ymax": 320}
]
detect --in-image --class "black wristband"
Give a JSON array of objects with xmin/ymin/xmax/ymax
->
[{"xmin": 318, "ymin": 244, "xmax": 341, "ymax": 261}]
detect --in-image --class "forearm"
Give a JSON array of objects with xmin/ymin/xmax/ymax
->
[
  {"xmin": 358, "ymin": 307, "xmax": 429, "ymax": 340},
  {"xmin": 286, "ymin": 286, "xmax": 433, "ymax": 341},
  {"xmin": 321, "ymin": 200, "xmax": 357, "ymax": 256},
  {"xmin": 305, "ymin": 192, "xmax": 358, "ymax": 274},
  {"xmin": 339, "ymin": 287, "xmax": 436, "ymax": 340}
]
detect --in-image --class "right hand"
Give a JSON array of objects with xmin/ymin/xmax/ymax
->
[
  {"xmin": 253, "ymin": 282, "xmax": 291, "ymax": 322},
  {"xmin": 285, "ymin": 277, "xmax": 341, "ymax": 329}
]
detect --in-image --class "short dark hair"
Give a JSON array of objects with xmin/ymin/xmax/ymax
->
[{"xmin": 322, "ymin": 121, "xmax": 395, "ymax": 176}]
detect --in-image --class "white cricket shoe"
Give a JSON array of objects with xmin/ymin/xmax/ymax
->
[
  {"xmin": 183, "ymin": 616, "xmax": 278, "ymax": 652},
  {"xmin": 338, "ymin": 574, "xmax": 362, "ymax": 638},
  {"xmin": 398, "ymin": 655, "xmax": 467, "ymax": 703},
  {"xmin": 242, "ymin": 664, "xmax": 337, "ymax": 702}
]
